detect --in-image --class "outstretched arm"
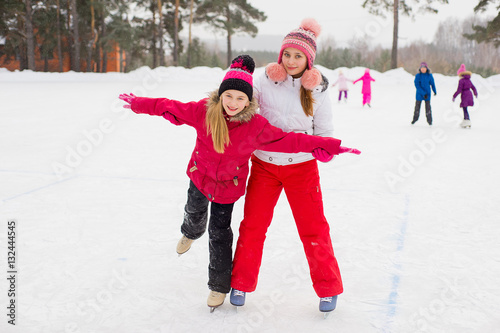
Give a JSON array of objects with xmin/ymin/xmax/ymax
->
[
  {"xmin": 254, "ymin": 119, "xmax": 360, "ymax": 161},
  {"xmin": 118, "ymin": 93, "xmax": 205, "ymax": 126},
  {"xmin": 119, "ymin": 93, "xmax": 184, "ymax": 126}
]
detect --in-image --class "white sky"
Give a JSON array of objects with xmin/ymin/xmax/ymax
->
[{"xmin": 188, "ymin": 0, "xmax": 498, "ymax": 48}]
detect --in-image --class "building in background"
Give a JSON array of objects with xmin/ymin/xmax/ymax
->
[{"xmin": 0, "ymin": 35, "xmax": 125, "ymax": 73}]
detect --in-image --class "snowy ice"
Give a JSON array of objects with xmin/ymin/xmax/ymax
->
[{"xmin": 1, "ymin": 65, "xmax": 500, "ymax": 333}]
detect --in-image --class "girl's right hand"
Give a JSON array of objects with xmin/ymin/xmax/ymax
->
[
  {"xmin": 119, "ymin": 93, "xmax": 137, "ymax": 109},
  {"xmin": 338, "ymin": 146, "xmax": 361, "ymax": 155}
]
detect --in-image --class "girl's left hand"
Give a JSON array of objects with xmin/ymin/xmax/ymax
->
[
  {"xmin": 119, "ymin": 93, "xmax": 137, "ymax": 109},
  {"xmin": 313, "ymin": 148, "xmax": 334, "ymax": 162}
]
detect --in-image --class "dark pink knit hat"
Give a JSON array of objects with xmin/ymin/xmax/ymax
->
[
  {"xmin": 219, "ymin": 55, "xmax": 255, "ymax": 101},
  {"xmin": 278, "ymin": 18, "xmax": 321, "ymax": 70}
]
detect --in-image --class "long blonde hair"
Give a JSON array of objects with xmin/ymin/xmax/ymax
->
[
  {"xmin": 205, "ymin": 98, "xmax": 230, "ymax": 154},
  {"xmin": 300, "ymin": 86, "xmax": 315, "ymax": 117}
]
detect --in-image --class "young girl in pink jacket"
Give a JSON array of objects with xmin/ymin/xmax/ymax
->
[
  {"xmin": 353, "ymin": 68, "xmax": 376, "ymax": 107},
  {"xmin": 119, "ymin": 55, "xmax": 359, "ymax": 311}
]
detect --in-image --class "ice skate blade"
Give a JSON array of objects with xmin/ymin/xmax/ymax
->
[
  {"xmin": 209, "ymin": 305, "xmax": 222, "ymax": 313},
  {"xmin": 323, "ymin": 311, "xmax": 333, "ymax": 319}
]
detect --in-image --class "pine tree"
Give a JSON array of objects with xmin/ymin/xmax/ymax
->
[
  {"xmin": 187, "ymin": 0, "xmax": 195, "ymax": 68},
  {"xmin": 70, "ymin": 0, "xmax": 80, "ymax": 71},
  {"xmin": 32, "ymin": 2, "xmax": 60, "ymax": 72},
  {"xmin": 195, "ymin": 0, "xmax": 266, "ymax": 66},
  {"xmin": 56, "ymin": 0, "xmax": 64, "ymax": 72},
  {"xmin": 0, "ymin": 1, "xmax": 26, "ymax": 68},
  {"xmin": 465, "ymin": 0, "xmax": 500, "ymax": 47},
  {"xmin": 24, "ymin": 0, "xmax": 36, "ymax": 70},
  {"xmin": 362, "ymin": 0, "xmax": 449, "ymax": 69}
]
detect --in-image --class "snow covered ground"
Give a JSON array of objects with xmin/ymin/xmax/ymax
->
[{"xmin": 1, "ymin": 64, "xmax": 499, "ymax": 333}]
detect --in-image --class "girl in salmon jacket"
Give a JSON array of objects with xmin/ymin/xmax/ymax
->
[
  {"xmin": 119, "ymin": 55, "xmax": 359, "ymax": 311},
  {"xmin": 331, "ymin": 70, "xmax": 353, "ymax": 103},
  {"xmin": 230, "ymin": 20, "xmax": 359, "ymax": 315}
]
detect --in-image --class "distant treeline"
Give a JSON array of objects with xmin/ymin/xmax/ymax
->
[{"xmin": 239, "ymin": 17, "xmax": 500, "ymax": 77}]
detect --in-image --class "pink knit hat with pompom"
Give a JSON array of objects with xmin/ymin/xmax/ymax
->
[
  {"xmin": 278, "ymin": 18, "xmax": 321, "ymax": 70},
  {"xmin": 457, "ymin": 64, "xmax": 466, "ymax": 76}
]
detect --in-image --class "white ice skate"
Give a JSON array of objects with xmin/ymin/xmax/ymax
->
[{"xmin": 460, "ymin": 119, "xmax": 471, "ymax": 129}]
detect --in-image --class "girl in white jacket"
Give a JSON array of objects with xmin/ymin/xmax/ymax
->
[
  {"xmin": 230, "ymin": 18, "xmax": 354, "ymax": 314},
  {"xmin": 332, "ymin": 70, "xmax": 353, "ymax": 102}
]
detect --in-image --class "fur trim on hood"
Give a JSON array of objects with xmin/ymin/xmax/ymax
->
[
  {"xmin": 206, "ymin": 89, "xmax": 258, "ymax": 123},
  {"xmin": 459, "ymin": 71, "xmax": 472, "ymax": 77}
]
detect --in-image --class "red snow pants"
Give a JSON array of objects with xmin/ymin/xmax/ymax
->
[{"xmin": 231, "ymin": 155, "xmax": 343, "ymax": 297}]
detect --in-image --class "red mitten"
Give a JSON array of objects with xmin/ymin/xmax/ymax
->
[
  {"xmin": 338, "ymin": 146, "xmax": 361, "ymax": 155},
  {"xmin": 312, "ymin": 148, "xmax": 334, "ymax": 163}
]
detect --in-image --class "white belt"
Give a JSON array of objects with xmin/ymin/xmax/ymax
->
[{"xmin": 254, "ymin": 150, "xmax": 314, "ymax": 166}]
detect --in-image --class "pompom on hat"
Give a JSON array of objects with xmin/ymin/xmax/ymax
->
[
  {"xmin": 278, "ymin": 18, "xmax": 321, "ymax": 70},
  {"xmin": 219, "ymin": 55, "xmax": 255, "ymax": 101},
  {"xmin": 457, "ymin": 63, "xmax": 466, "ymax": 76}
]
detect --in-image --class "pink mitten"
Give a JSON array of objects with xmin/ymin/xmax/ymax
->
[
  {"xmin": 338, "ymin": 146, "xmax": 361, "ymax": 155},
  {"xmin": 312, "ymin": 148, "xmax": 334, "ymax": 163},
  {"xmin": 119, "ymin": 93, "xmax": 137, "ymax": 109}
]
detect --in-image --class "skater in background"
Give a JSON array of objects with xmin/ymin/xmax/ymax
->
[
  {"xmin": 331, "ymin": 70, "xmax": 353, "ymax": 103},
  {"xmin": 119, "ymin": 55, "xmax": 358, "ymax": 311},
  {"xmin": 353, "ymin": 68, "xmax": 375, "ymax": 107},
  {"xmin": 230, "ymin": 19, "xmax": 358, "ymax": 314},
  {"xmin": 412, "ymin": 62, "xmax": 436, "ymax": 125},
  {"xmin": 453, "ymin": 64, "xmax": 478, "ymax": 128}
]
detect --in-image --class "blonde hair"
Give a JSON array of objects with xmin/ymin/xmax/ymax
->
[
  {"xmin": 300, "ymin": 86, "xmax": 315, "ymax": 117},
  {"xmin": 205, "ymin": 98, "xmax": 230, "ymax": 154}
]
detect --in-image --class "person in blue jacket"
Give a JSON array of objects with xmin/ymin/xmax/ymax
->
[{"xmin": 412, "ymin": 62, "xmax": 437, "ymax": 125}]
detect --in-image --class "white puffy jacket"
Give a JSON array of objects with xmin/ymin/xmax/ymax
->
[{"xmin": 254, "ymin": 71, "xmax": 334, "ymax": 165}]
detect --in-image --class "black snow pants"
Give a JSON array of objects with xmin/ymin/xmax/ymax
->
[
  {"xmin": 413, "ymin": 100, "xmax": 432, "ymax": 125},
  {"xmin": 181, "ymin": 181, "xmax": 234, "ymax": 293}
]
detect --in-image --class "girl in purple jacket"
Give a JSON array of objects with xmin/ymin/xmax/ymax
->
[
  {"xmin": 119, "ymin": 55, "xmax": 359, "ymax": 311},
  {"xmin": 453, "ymin": 64, "xmax": 478, "ymax": 128}
]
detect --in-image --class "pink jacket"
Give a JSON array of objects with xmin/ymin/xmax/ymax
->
[
  {"xmin": 131, "ymin": 91, "xmax": 341, "ymax": 204},
  {"xmin": 353, "ymin": 69, "xmax": 375, "ymax": 94}
]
